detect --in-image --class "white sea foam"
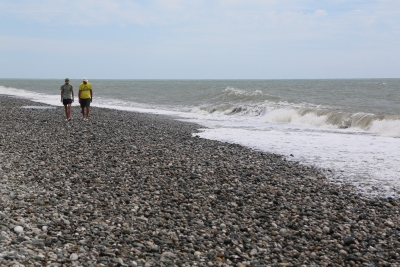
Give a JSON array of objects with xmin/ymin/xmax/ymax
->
[
  {"xmin": 0, "ymin": 86, "xmax": 60, "ymax": 106},
  {"xmin": 0, "ymin": 86, "xmax": 161, "ymax": 113},
  {"xmin": 368, "ymin": 119, "xmax": 400, "ymax": 137},
  {"xmin": 192, "ymin": 120, "xmax": 400, "ymax": 198},
  {"xmin": 260, "ymin": 108, "xmax": 330, "ymax": 127},
  {"xmin": 185, "ymin": 104, "xmax": 400, "ymax": 198}
]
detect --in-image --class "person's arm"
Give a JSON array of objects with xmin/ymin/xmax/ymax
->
[
  {"xmin": 72, "ymin": 89, "xmax": 74, "ymax": 102},
  {"xmin": 78, "ymin": 90, "xmax": 81, "ymax": 102},
  {"xmin": 60, "ymin": 88, "xmax": 63, "ymax": 102},
  {"xmin": 90, "ymin": 89, "xmax": 93, "ymax": 102}
]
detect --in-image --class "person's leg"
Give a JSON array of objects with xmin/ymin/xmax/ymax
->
[
  {"xmin": 80, "ymin": 99, "xmax": 85, "ymax": 118},
  {"xmin": 64, "ymin": 105, "xmax": 68, "ymax": 120},
  {"xmin": 81, "ymin": 102, "xmax": 85, "ymax": 118},
  {"xmin": 85, "ymin": 106, "xmax": 90, "ymax": 119},
  {"xmin": 67, "ymin": 104, "xmax": 71, "ymax": 120}
]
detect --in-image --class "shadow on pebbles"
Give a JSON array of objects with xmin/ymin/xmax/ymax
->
[{"xmin": 0, "ymin": 96, "xmax": 399, "ymax": 267}]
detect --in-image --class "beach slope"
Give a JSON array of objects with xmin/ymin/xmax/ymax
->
[{"xmin": 0, "ymin": 96, "xmax": 399, "ymax": 266}]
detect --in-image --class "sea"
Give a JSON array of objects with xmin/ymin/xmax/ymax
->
[{"xmin": 1, "ymin": 79, "xmax": 400, "ymax": 198}]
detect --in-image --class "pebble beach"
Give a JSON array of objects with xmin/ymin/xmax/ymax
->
[{"xmin": 1, "ymin": 96, "xmax": 400, "ymax": 267}]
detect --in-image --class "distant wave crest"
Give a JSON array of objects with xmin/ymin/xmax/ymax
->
[
  {"xmin": 208, "ymin": 87, "xmax": 280, "ymax": 104},
  {"xmin": 223, "ymin": 87, "xmax": 263, "ymax": 96}
]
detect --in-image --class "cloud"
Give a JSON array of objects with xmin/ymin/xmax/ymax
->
[
  {"xmin": 2, "ymin": 1, "xmax": 400, "ymax": 61},
  {"xmin": 1, "ymin": 0, "xmax": 398, "ymax": 32},
  {"xmin": 0, "ymin": 35, "xmax": 149, "ymax": 57},
  {"xmin": 0, "ymin": 0, "xmax": 157, "ymax": 25},
  {"xmin": 154, "ymin": 0, "xmax": 192, "ymax": 10},
  {"xmin": 1, "ymin": 1, "xmax": 400, "ymax": 78},
  {"xmin": 0, "ymin": 0, "xmax": 210, "ymax": 27},
  {"xmin": 313, "ymin": 9, "xmax": 328, "ymax": 17},
  {"xmin": 351, "ymin": 9, "xmax": 366, "ymax": 13}
]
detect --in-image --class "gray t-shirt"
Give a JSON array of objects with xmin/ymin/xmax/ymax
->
[{"xmin": 61, "ymin": 84, "xmax": 73, "ymax": 99}]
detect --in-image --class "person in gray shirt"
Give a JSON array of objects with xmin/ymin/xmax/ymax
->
[{"xmin": 60, "ymin": 78, "xmax": 74, "ymax": 121}]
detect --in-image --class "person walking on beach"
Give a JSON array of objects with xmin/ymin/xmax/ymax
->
[
  {"xmin": 79, "ymin": 77, "xmax": 92, "ymax": 121},
  {"xmin": 60, "ymin": 78, "xmax": 74, "ymax": 121}
]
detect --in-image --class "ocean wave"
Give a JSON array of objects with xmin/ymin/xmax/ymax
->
[
  {"xmin": 195, "ymin": 102, "xmax": 400, "ymax": 137},
  {"xmin": 208, "ymin": 87, "xmax": 280, "ymax": 104},
  {"xmin": 223, "ymin": 87, "xmax": 264, "ymax": 96}
]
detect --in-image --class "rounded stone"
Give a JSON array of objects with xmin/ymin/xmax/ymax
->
[
  {"xmin": 194, "ymin": 251, "xmax": 202, "ymax": 259},
  {"xmin": 70, "ymin": 253, "xmax": 79, "ymax": 261},
  {"xmin": 343, "ymin": 236, "xmax": 355, "ymax": 246},
  {"xmin": 223, "ymin": 239, "xmax": 232, "ymax": 245},
  {"xmin": 14, "ymin": 226, "xmax": 24, "ymax": 233},
  {"xmin": 150, "ymin": 245, "xmax": 159, "ymax": 252},
  {"xmin": 279, "ymin": 228, "xmax": 288, "ymax": 236},
  {"xmin": 322, "ymin": 226, "xmax": 330, "ymax": 234}
]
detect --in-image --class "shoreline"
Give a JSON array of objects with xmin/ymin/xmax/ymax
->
[{"xmin": 1, "ymin": 95, "xmax": 399, "ymax": 266}]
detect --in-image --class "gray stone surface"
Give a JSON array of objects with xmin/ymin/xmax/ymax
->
[{"xmin": 0, "ymin": 96, "xmax": 400, "ymax": 266}]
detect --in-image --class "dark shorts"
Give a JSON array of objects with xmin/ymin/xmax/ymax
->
[
  {"xmin": 80, "ymin": 98, "xmax": 91, "ymax": 108},
  {"xmin": 63, "ymin": 99, "xmax": 72, "ymax": 105}
]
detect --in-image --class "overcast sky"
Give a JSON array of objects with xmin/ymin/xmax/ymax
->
[{"xmin": 1, "ymin": 0, "xmax": 399, "ymax": 79}]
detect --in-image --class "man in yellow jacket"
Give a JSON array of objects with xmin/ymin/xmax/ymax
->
[{"xmin": 79, "ymin": 77, "xmax": 93, "ymax": 121}]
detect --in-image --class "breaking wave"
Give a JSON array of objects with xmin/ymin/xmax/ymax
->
[{"xmin": 195, "ymin": 101, "xmax": 400, "ymax": 137}]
